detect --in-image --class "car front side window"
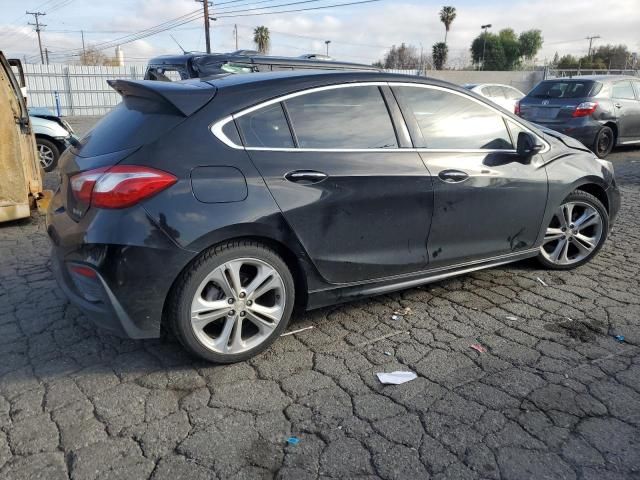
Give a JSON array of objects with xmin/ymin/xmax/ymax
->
[
  {"xmin": 612, "ymin": 81, "xmax": 635, "ymax": 100},
  {"xmin": 393, "ymin": 86, "xmax": 513, "ymax": 150}
]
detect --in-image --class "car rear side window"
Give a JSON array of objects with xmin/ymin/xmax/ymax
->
[
  {"xmin": 394, "ymin": 86, "xmax": 513, "ymax": 150},
  {"xmin": 284, "ymin": 86, "xmax": 398, "ymax": 149},
  {"xmin": 236, "ymin": 103, "xmax": 294, "ymax": 148},
  {"xmin": 612, "ymin": 81, "xmax": 636, "ymax": 100},
  {"xmin": 504, "ymin": 87, "xmax": 523, "ymax": 100},
  {"xmin": 484, "ymin": 86, "xmax": 506, "ymax": 98}
]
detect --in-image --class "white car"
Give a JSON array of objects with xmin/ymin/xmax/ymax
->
[{"xmin": 463, "ymin": 83, "xmax": 525, "ymax": 113}]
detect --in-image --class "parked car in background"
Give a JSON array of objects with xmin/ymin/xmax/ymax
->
[
  {"xmin": 29, "ymin": 108, "xmax": 76, "ymax": 171},
  {"xmin": 516, "ymin": 75, "xmax": 640, "ymax": 158},
  {"xmin": 48, "ymin": 70, "xmax": 620, "ymax": 363},
  {"xmin": 464, "ymin": 83, "xmax": 525, "ymax": 112},
  {"xmin": 144, "ymin": 51, "xmax": 377, "ymax": 81}
]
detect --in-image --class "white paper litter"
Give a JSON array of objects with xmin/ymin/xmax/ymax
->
[
  {"xmin": 376, "ymin": 371, "xmax": 417, "ymax": 385},
  {"xmin": 281, "ymin": 326, "xmax": 314, "ymax": 337},
  {"xmin": 536, "ymin": 277, "xmax": 548, "ymax": 287},
  {"xmin": 505, "ymin": 316, "xmax": 518, "ymax": 321}
]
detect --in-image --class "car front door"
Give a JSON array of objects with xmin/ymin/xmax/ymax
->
[
  {"xmin": 232, "ymin": 84, "xmax": 434, "ymax": 284},
  {"xmin": 612, "ymin": 80, "xmax": 640, "ymax": 141},
  {"xmin": 392, "ymin": 84, "xmax": 548, "ymax": 267}
]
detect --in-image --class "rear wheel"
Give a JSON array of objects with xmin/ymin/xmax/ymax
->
[
  {"xmin": 36, "ymin": 138, "xmax": 60, "ymax": 172},
  {"xmin": 168, "ymin": 240, "xmax": 295, "ymax": 363},
  {"xmin": 537, "ymin": 190, "xmax": 608, "ymax": 270},
  {"xmin": 592, "ymin": 126, "xmax": 614, "ymax": 158}
]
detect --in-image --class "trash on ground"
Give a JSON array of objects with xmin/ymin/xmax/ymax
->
[
  {"xmin": 393, "ymin": 307, "xmax": 412, "ymax": 316},
  {"xmin": 376, "ymin": 371, "xmax": 417, "ymax": 385},
  {"xmin": 391, "ymin": 315, "xmax": 400, "ymax": 321},
  {"xmin": 505, "ymin": 316, "xmax": 518, "ymax": 321},
  {"xmin": 384, "ymin": 351, "xmax": 392, "ymax": 356},
  {"xmin": 286, "ymin": 436, "xmax": 300, "ymax": 445},
  {"xmin": 536, "ymin": 277, "xmax": 548, "ymax": 287},
  {"xmin": 281, "ymin": 326, "xmax": 314, "ymax": 337},
  {"xmin": 614, "ymin": 335, "xmax": 625, "ymax": 343},
  {"xmin": 470, "ymin": 343, "xmax": 487, "ymax": 353}
]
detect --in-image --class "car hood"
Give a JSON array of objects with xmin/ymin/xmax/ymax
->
[
  {"xmin": 30, "ymin": 115, "xmax": 71, "ymax": 138},
  {"xmin": 538, "ymin": 125, "xmax": 593, "ymax": 153}
]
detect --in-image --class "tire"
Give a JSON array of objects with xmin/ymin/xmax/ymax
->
[
  {"xmin": 537, "ymin": 190, "xmax": 608, "ymax": 270},
  {"xmin": 592, "ymin": 126, "xmax": 614, "ymax": 159},
  {"xmin": 36, "ymin": 138, "xmax": 60, "ymax": 172},
  {"xmin": 168, "ymin": 240, "xmax": 295, "ymax": 363}
]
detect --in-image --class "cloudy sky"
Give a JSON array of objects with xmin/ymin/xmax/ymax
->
[{"xmin": 1, "ymin": 0, "xmax": 638, "ymax": 66}]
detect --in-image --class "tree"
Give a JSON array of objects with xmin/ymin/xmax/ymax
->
[
  {"xmin": 471, "ymin": 32, "xmax": 506, "ymax": 70},
  {"xmin": 432, "ymin": 42, "xmax": 448, "ymax": 70},
  {"xmin": 519, "ymin": 29, "xmax": 543, "ymax": 61},
  {"xmin": 79, "ymin": 46, "xmax": 108, "ymax": 66},
  {"xmin": 374, "ymin": 43, "xmax": 420, "ymax": 69},
  {"xmin": 498, "ymin": 28, "xmax": 521, "ymax": 69},
  {"xmin": 253, "ymin": 26, "xmax": 270, "ymax": 54},
  {"xmin": 551, "ymin": 51, "xmax": 560, "ymax": 67},
  {"xmin": 439, "ymin": 6, "xmax": 457, "ymax": 45},
  {"xmin": 469, "ymin": 27, "xmax": 544, "ymax": 70}
]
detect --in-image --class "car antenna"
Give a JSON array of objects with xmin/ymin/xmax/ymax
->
[{"xmin": 170, "ymin": 35, "xmax": 187, "ymax": 54}]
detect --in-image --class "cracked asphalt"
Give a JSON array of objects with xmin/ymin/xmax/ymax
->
[{"xmin": 0, "ymin": 117, "xmax": 639, "ymax": 479}]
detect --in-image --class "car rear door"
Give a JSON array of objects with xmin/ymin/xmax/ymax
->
[
  {"xmin": 612, "ymin": 80, "xmax": 640, "ymax": 141},
  {"xmin": 234, "ymin": 83, "xmax": 435, "ymax": 284},
  {"xmin": 392, "ymin": 84, "xmax": 548, "ymax": 267}
]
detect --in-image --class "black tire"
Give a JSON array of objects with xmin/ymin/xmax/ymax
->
[
  {"xmin": 36, "ymin": 137, "xmax": 60, "ymax": 172},
  {"xmin": 536, "ymin": 190, "xmax": 609, "ymax": 270},
  {"xmin": 592, "ymin": 126, "xmax": 614, "ymax": 159},
  {"xmin": 167, "ymin": 240, "xmax": 295, "ymax": 363}
]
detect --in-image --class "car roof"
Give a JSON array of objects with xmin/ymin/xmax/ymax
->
[
  {"xmin": 542, "ymin": 75, "xmax": 637, "ymax": 82},
  {"xmin": 147, "ymin": 52, "xmax": 376, "ymax": 70}
]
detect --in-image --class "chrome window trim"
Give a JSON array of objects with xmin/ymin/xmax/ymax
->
[{"xmin": 210, "ymin": 81, "xmax": 550, "ymax": 154}]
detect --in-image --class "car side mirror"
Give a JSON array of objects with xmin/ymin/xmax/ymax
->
[{"xmin": 516, "ymin": 132, "xmax": 543, "ymax": 162}]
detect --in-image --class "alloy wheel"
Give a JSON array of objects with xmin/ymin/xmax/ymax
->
[
  {"xmin": 540, "ymin": 201, "xmax": 603, "ymax": 266},
  {"xmin": 38, "ymin": 143, "xmax": 55, "ymax": 169},
  {"xmin": 190, "ymin": 258, "xmax": 286, "ymax": 354}
]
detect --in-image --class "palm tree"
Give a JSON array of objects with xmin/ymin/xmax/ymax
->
[
  {"xmin": 253, "ymin": 26, "xmax": 270, "ymax": 54},
  {"xmin": 439, "ymin": 6, "xmax": 457, "ymax": 45}
]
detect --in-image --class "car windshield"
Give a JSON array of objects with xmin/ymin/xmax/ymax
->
[{"xmin": 529, "ymin": 80, "xmax": 597, "ymax": 99}]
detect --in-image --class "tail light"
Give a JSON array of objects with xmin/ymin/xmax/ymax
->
[
  {"xmin": 573, "ymin": 102, "xmax": 598, "ymax": 118},
  {"xmin": 514, "ymin": 100, "xmax": 521, "ymax": 116},
  {"xmin": 70, "ymin": 165, "xmax": 177, "ymax": 209}
]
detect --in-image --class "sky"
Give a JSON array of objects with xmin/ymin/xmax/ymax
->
[{"xmin": 0, "ymin": 0, "xmax": 638, "ymax": 66}]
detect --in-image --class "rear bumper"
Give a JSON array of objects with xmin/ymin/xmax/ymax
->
[
  {"xmin": 50, "ymin": 250, "xmax": 149, "ymax": 338},
  {"xmin": 533, "ymin": 120, "xmax": 601, "ymax": 148},
  {"xmin": 47, "ymin": 200, "xmax": 196, "ymax": 339}
]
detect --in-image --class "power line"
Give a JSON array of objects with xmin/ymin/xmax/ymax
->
[{"xmin": 213, "ymin": 0, "xmax": 383, "ymax": 19}]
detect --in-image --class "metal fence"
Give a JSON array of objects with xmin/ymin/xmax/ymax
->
[{"xmin": 22, "ymin": 64, "xmax": 146, "ymax": 116}]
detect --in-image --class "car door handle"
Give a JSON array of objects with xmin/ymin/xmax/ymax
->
[
  {"xmin": 438, "ymin": 170, "xmax": 469, "ymax": 183},
  {"xmin": 284, "ymin": 170, "xmax": 328, "ymax": 184},
  {"xmin": 614, "ymin": 103, "xmax": 623, "ymax": 108}
]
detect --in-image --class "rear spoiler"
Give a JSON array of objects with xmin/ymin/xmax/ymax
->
[{"xmin": 107, "ymin": 79, "xmax": 216, "ymax": 116}]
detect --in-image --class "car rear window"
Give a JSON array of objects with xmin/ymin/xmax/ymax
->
[
  {"xmin": 529, "ymin": 80, "xmax": 598, "ymax": 99},
  {"xmin": 72, "ymin": 97, "xmax": 184, "ymax": 157}
]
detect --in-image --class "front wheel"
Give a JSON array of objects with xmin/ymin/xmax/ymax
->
[
  {"xmin": 168, "ymin": 240, "xmax": 295, "ymax": 363},
  {"xmin": 592, "ymin": 126, "xmax": 614, "ymax": 159},
  {"xmin": 36, "ymin": 138, "xmax": 60, "ymax": 172},
  {"xmin": 537, "ymin": 190, "xmax": 608, "ymax": 270}
]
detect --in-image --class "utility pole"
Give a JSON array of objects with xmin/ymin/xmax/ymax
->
[
  {"xmin": 81, "ymin": 30, "xmax": 86, "ymax": 58},
  {"xmin": 585, "ymin": 35, "xmax": 600, "ymax": 60},
  {"xmin": 233, "ymin": 24, "xmax": 238, "ymax": 50},
  {"xmin": 196, "ymin": 0, "xmax": 212, "ymax": 53},
  {"xmin": 325, "ymin": 40, "xmax": 331, "ymax": 56},
  {"xmin": 480, "ymin": 24, "xmax": 491, "ymax": 70},
  {"xmin": 45, "ymin": 48, "xmax": 49, "ymax": 64},
  {"xmin": 26, "ymin": 11, "xmax": 46, "ymax": 64}
]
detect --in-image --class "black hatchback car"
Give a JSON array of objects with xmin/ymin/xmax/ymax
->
[
  {"xmin": 517, "ymin": 75, "xmax": 640, "ymax": 158},
  {"xmin": 48, "ymin": 70, "xmax": 620, "ymax": 363}
]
